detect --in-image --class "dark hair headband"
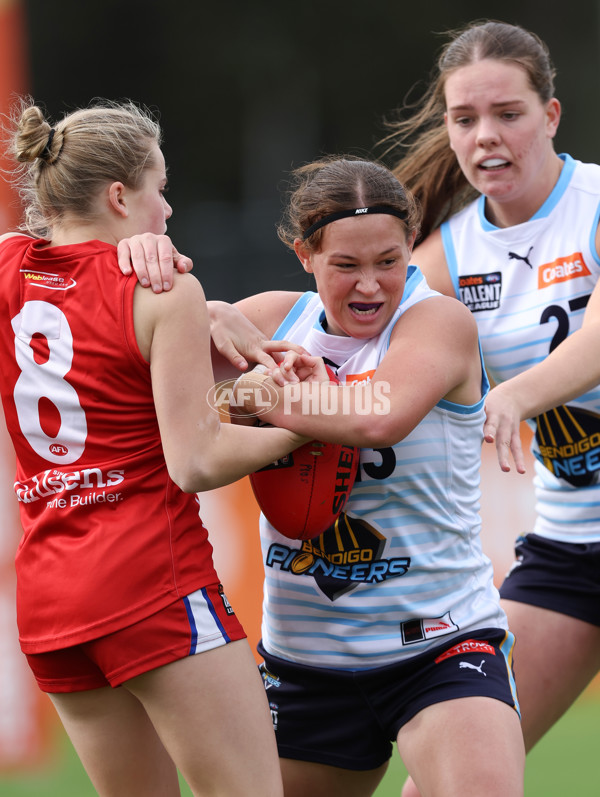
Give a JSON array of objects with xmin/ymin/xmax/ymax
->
[
  {"xmin": 303, "ymin": 205, "xmax": 408, "ymax": 240},
  {"xmin": 42, "ymin": 128, "xmax": 56, "ymax": 160}
]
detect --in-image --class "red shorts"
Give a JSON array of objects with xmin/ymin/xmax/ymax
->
[{"xmin": 25, "ymin": 584, "xmax": 245, "ymax": 693}]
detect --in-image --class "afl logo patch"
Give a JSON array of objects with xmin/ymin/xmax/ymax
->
[{"xmin": 459, "ymin": 272, "xmax": 502, "ymax": 312}]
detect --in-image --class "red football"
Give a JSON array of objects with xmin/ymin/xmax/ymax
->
[
  {"xmin": 250, "ymin": 437, "xmax": 359, "ymax": 540},
  {"xmin": 249, "ymin": 368, "xmax": 359, "ymax": 540}
]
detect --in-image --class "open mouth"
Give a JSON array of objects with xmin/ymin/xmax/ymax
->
[
  {"xmin": 349, "ymin": 302, "xmax": 382, "ymax": 316},
  {"xmin": 479, "ymin": 158, "xmax": 510, "ymax": 171}
]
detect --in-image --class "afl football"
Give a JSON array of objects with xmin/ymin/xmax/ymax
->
[{"xmin": 249, "ymin": 368, "xmax": 359, "ymax": 539}]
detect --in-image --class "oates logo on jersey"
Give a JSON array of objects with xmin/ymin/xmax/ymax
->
[
  {"xmin": 537, "ymin": 252, "xmax": 591, "ymax": 289},
  {"xmin": 458, "ymin": 272, "xmax": 501, "ymax": 312}
]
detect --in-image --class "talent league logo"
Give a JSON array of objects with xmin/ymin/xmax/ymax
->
[{"xmin": 458, "ymin": 272, "xmax": 502, "ymax": 312}]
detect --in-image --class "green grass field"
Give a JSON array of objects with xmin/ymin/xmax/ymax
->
[{"xmin": 1, "ymin": 687, "xmax": 598, "ymax": 796}]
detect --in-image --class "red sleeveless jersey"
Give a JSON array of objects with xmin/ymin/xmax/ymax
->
[{"xmin": 0, "ymin": 236, "xmax": 218, "ymax": 652}]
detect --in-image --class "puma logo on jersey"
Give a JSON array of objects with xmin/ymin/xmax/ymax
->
[
  {"xmin": 537, "ymin": 252, "xmax": 592, "ymax": 288},
  {"xmin": 459, "ymin": 659, "xmax": 487, "ymax": 676},
  {"xmin": 508, "ymin": 246, "xmax": 534, "ymax": 268}
]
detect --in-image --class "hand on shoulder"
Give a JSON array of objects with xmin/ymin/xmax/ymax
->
[{"xmin": 117, "ymin": 233, "xmax": 193, "ymax": 292}]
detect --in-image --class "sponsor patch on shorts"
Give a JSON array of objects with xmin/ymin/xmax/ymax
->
[{"xmin": 434, "ymin": 638, "xmax": 496, "ymax": 663}]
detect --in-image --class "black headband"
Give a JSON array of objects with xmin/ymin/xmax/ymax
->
[
  {"xmin": 42, "ymin": 128, "xmax": 56, "ymax": 160},
  {"xmin": 302, "ymin": 205, "xmax": 408, "ymax": 240}
]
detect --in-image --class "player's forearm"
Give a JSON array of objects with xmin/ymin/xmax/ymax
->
[
  {"xmin": 234, "ymin": 374, "xmax": 398, "ymax": 448},
  {"xmin": 500, "ymin": 322, "xmax": 600, "ymax": 420},
  {"xmin": 169, "ymin": 423, "xmax": 307, "ymax": 493}
]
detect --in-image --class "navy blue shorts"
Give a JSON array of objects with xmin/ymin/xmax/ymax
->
[
  {"xmin": 258, "ymin": 628, "xmax": 519, "ymax": 771},
  {"xmin": 499, "ymin": 533, "xmax": 600, "ymax": 627}
]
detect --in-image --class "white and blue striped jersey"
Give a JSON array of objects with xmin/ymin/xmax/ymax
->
[
  {"xmin": 442, "ymin": 154, "xmax": 600, "ymax": 543},
  {"xmin": 259, "ymin": 265, "xmax": 506, "ymax": 669}
]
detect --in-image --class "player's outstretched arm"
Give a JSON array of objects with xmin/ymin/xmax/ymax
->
[
  {"xmin": 134, "ymin": 273, "xmax": 307, "ymax": 493},
  {"xmin": 483, "ymin": 387, "xmax": 527, "ymax": 474},
  {"xmin": 483, "ymin": 281, "xmax": 600, "ymax": 472},
  {"xmin": 229, "ymin": 295, "xmax": 482, "ymax": 450}
]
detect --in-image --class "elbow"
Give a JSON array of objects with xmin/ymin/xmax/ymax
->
[
  {"xmin": 168, "ymin": 459, "xmax": 217, "ymax": 494},
  {"xmin": 354, "ymin": 415, "xmax": 402, "ymax": 449}
]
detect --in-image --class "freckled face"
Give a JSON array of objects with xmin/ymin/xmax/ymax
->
[
  {"xmin": 298, "ymin": 214, "xmax": 415, "ymax": 338},
  {"xmin": 444, "ymin": 59, "xmax": 560, "ymax": 211}
]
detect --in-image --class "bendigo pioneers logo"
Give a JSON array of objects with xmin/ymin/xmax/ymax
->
[
  {"xmin": 534, "ymin": 404, "xmax": 600, "ymax": 486},
  {"xmin": 266, "ymin": 513, "xmax": 411, "ymax": 601}
]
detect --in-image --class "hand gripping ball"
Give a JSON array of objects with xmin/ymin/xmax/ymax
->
[{"xmin": 249, "ymin": 367, "xmax": 359, "ymax": 540}]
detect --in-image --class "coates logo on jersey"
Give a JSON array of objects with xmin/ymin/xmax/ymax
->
[
  {"xmin": 344, "ymin": 369, "xmax": 376, "ymax": 386},
  {"xmin": 537, "ymin": 252, "xmax": 591, "ymax": 289},
  {"xmin": 458, "ymin": 272, "xmax": 501, "ymax": 312},
  {"xmin": 20, "ymin": 269, "xmax": 77, "ymax": 290}
]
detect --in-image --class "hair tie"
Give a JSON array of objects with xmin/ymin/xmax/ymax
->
[
  {"xmin": 42, "ymin": 128, "xmax": 56, "ymax": 160},
  {"xmin": 303, "ymin": 205, "xmax": 408, "ymax": 240}
]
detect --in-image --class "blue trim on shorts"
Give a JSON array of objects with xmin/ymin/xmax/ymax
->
[
  {"xmin": 183, "ymin": 595, "xmax": 199, "ymax": 654},
  {"xmin": 201, "ymin": 586, "xmax": 231, "ymax": 643},
  {"xmin": 499, "ymin": 631, "xmax": 520, "ymax": 717}
]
